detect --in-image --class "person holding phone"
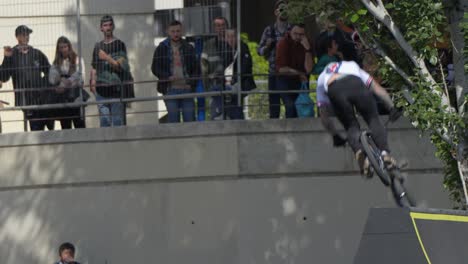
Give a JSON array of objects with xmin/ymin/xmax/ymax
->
[
  {"xmin": 275, "ymin": 23, "xmax": 315, "ymax": 118},
  {"xmin": 257, "ymin": 0, "xmax": 291, "ymax": 119}
]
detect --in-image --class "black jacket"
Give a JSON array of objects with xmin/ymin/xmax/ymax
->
[
  {"xmin": 0, "ymin": 45, "xmax": 51, "ymax": 106},
  {"xmin": 151, "ymin": 38, "xmax": 200, "ymax": 94},
  {"xmin": 226, "ymin": 41, "xmax": 256, "ymax": 92}
]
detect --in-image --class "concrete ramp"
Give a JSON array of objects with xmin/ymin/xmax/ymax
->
[{"xmin": 354, "ymin": 208, "xmax": 468, "ymax": 264}]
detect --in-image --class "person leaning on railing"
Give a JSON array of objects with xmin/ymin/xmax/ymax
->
[
  {"xmin": 49, "ymin": 36, "xmax": 88, "ymax": 129},
  {"xmin": 275, "ymin": 23, "xmax": 315, "ymax": 118},
  {"xmin": 0, "ymin": 25, "xmax": 55, "ymax": 131},
  {"xmin": 201, "ymin": 16, "xmax": 232, "ymax": 120},
  {"xmin": 90, "ymin": 15, "xmax": 134, "ymax": 127},
  {"xmin": 312, "ymin": 35, "xmax": 342, "ymax": 75},
  {"xmin": 222, "ymin": 28, "xmax": 256, "ymax": 120},
  {"xmin": 151, "ymin": 20, "xmax": 199, "ymax": 123}
]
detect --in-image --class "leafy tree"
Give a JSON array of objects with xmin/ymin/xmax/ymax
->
[{"xmin": 288, "ymin": 0, "xmax": 468, "ymax": 207}]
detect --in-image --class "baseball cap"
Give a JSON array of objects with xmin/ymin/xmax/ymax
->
[
  {"xmin": 100, "ymin": 15, "xmax": 114, "ymax": 26},
  {"xmin": 15, "ymin": 25, "xmax": 33, "ymax": 36}
]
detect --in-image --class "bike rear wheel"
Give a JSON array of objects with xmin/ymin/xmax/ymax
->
[{"xmin": 360, "ymin": 131, "xmax": 391, "ymax": 186}]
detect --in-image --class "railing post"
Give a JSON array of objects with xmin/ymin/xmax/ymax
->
[
  {"xmin": 121, "ymin": 82, "xmax": 126, "ymax": 126},
  {"xmin": 22, "ymin": 89, "xmax": 27, "ymax": 131},
  {"xmin": 236, "ymin": 0, "xmax": 242, "ymax": 107},
  {"xmin": 76, "ymin": 0, "xmax": 85, "ymax": 126}
]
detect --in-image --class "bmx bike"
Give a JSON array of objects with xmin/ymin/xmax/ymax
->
[{"xmin": 360, "ymin": 130, "xmax": 414, "ymax": 208}]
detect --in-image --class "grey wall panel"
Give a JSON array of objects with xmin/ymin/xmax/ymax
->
[
  {"xmin": 0, "ymin": 174, "xmax": 450, "ymax": 264},
  {"xmin": 0, "ymin": 119, "xmax": 453, "ymax": 264}
]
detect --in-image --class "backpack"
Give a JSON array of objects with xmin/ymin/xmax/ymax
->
[{"xmin": 295, "ymin": 82, "xmax": 315, "ymax": 118}]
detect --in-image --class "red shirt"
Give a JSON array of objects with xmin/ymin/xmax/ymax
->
[{"xmin": 275, "ymin": 32, "xmax": 308, "ymax": 74}]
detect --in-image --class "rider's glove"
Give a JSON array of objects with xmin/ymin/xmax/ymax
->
[
  {"xmin": 389, "ymin": 107, "xmax": 403, "ymax": 122},
  {"xmin": 333, "ymin": 134, "xmax": 347, "ymax": 147}
]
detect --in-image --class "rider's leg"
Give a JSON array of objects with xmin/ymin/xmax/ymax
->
[
  {"xmin": 352, "ymin": 88, "xmax": 389, "ymax": 152},
  {"xmin": 328, "ymin": 77, "xmax": 371, "ymax": 176},
  {"xmin": 352, "ymin": 85, "xmax": 397, "ymax": 168},
  {"xmin": 328, "ymin": 84, "xmax": 361, "ymax": 152}
]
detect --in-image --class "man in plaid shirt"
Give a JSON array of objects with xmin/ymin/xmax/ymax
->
[{"xmin": 257, "ymin": 0, "xmax": 290, "ymax": 118}]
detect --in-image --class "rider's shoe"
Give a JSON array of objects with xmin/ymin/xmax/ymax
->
[
  {"xmin": 382, "ymin": 151, "xmax": 397, "ymax": 170},
  {"xmin": 356, "ymin": 150, "xmax": 372, "ymax": 178}
]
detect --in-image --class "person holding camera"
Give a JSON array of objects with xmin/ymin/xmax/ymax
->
[
  {"xmin": 257, "ymin": 0, "xmax": 290, "ymax": 119},
  {"xmin": 55, "ymin": 242, "xmax": 80, "ymax": 264},
  {"xmin": 0, "ymin": 25, "xmax": 55, "ymax": 131}
]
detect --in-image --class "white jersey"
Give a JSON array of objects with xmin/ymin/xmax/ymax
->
[{"xmin": 316, "ymin": 61, "xmax": 373, "ymax": 107}]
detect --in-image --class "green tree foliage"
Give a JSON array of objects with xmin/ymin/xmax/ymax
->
[{"xmin": 288, "ymin": 0, "xmax": 467, "ymax": 207}]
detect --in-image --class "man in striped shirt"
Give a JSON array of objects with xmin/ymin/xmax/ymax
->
[{"xmin": 257, "ymin": 0, "xmax": 290, "ymax": 118}]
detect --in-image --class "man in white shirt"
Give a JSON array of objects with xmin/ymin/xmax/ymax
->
[{"xmin": 316, "ymin": 61, "xmax": 399, "ymax": 176}]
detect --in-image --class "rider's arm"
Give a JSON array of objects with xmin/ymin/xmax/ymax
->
[
  {"xmin": 358, "ymin": 68, "xmax": 394, "ymax": 111},
  {"xmin": 369, "ymin": 80, "xmax": 394, "ymax": 111},
  {"xmin": 319, "ymin": 104, "xmax": 340, "ymax": 136},
  {"xmin": 316, "ymin": 78, "xmax": 340, "ymax": 136}
]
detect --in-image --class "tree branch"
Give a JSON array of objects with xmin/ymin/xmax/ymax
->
[
  {"xmin": 360, "ymin": 0, "xmax": 452, "ymax": 108},
  {"xmin": 438, "ymin": 54, "xmax": 450, "ymax": 98},
  {"xmin": 354, "ymin": 25, "xmax": 416, "ymax": 87},
  {"xmin": 357, "ymin": 29, "xmax": 455, "ymax": 147},
  {"xmin": 369, "ymin": 39, "xmax": 415, "ymax": 87}
]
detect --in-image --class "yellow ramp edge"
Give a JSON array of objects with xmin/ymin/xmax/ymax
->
[{"xmin": 410, "ymin": 211, "xmax": 468, "ymax": 264}]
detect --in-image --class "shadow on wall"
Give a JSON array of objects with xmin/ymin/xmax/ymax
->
[
  {"xmin": 0, "ymin": 141, "xmax": 63, "ymax": 263},
  {"xmin": 0, "ymin": 128, "xmax": 168, "ymax": 262},
  {"xmin": 0, "ymin": 182, "xmax": 171, "ymax": 263}
]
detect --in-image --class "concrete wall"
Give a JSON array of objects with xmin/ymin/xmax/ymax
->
[{"xmin": 0, "ymin": 118, "xmax": 452, "ymax": 264}]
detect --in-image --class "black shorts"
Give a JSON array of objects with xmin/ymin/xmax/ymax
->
[{"xmin": 327, "ymin": 75, "xmax": 389, "ymax": 152}]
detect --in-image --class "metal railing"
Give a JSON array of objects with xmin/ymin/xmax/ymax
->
[
  {"xmin": 0, "ymin": 0, "xmax": 393, "ymax": 133},
  {"xmin": 0, "ymin": 74, "xmax": 320, "ymax": 130}
]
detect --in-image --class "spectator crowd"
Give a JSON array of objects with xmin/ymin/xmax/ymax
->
[{"xmin": 0, "ymin": 0, "xmax": 392, "ymax": 131}]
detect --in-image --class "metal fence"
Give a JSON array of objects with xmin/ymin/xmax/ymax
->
[{"xmin": 0, "ymin": 0, "xmax": 379, "ymax": 133}]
